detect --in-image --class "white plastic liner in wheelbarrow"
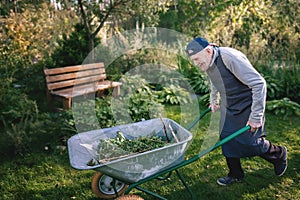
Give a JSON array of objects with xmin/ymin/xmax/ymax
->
[{"xmin": 68, "ymin": 118, "xmax": 192, "ymax": 182}]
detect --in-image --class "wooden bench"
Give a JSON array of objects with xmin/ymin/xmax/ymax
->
[{"xmin": 44, "ymin": 62, "xmax": 122, "ymax": 109}]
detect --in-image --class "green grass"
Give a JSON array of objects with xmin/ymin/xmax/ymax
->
[{"xmin": 0, "ymin": 108, "xmax": 299, "ymax": 200}]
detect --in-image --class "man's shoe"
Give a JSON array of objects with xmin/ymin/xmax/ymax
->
[
  {"xmin": 274, "ymin": 146, "xmax": 288, "ymax": 176},
  {"xmin": 217, "ymin": 176, "xmax": 242, "ymax": 186}
]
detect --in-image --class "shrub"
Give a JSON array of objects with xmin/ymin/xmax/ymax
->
[
  {"xmin": 112, "ymin": 74, "xmax": 165, "ymax": 124},
  {"xmin": 0, "ymin": 87, "xmax": 38, "ymax": 125},
  {"xmin": 0, "ymin": 86, "xmax": 39, "ymax": 156},
  {"xmin": 257, "ymin": 62, "xmax": 300, "ymax": 103},
  {"xmin": 51, "ymin": 23, "xmax": 101, "ymax": 67},
  {"xmin": 177, "ymin": 55, "xmax": 209, "ymax": 95},
  {"xmin": 1, "ymin": 112, "xmax": 37, "ymax": 156},
  {"xmin": 158, "ymin": 85, "xmax": 191, "ymax": 105},
  {"xmin": 262, "ymin": 74, "xmax": 284, "ymax": 100},
  {"xmin": 266, "ymin": 98, "xmax": 300, "ymax": 117}
]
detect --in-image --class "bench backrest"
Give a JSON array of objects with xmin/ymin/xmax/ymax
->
[{"xmin": 44, "ymin": 63, "xmax": 106, "ymax": 91}]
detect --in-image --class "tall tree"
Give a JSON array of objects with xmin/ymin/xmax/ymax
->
[
  {"xmin": 72, "ymin": 0, "xmax": 172, "ymax": 62},
  {"xmin": 168, "ymin": 0, "xmax": 299, "ymax": 61}
]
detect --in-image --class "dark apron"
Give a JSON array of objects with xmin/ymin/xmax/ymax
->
[{"xmin": 206, "ymin": 48, "xmax": 269, "ymax": 158}]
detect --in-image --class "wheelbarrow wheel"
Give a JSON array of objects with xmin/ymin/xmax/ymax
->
[{"xmin": 91, "ymin": 172, "xmax": 128, "ymax": 199}]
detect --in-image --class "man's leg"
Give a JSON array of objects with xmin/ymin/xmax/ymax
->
[
  {"xmin": 217, "ymin": 157, "xmax": 244, "ymax": 186},
  {"xmin": 259, "ymin": 142, "xmax": 287, "ymax": 176},
  {"xmin": 226, "ymin": 157, "xmax": 244, "ymax": 178}
]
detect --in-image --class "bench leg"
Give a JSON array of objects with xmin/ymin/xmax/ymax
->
[
  {"xmin": 46, "ymin": 91, "xmax": 54, "ymax": 110},
  {"xmin": 112, "ymin": 86, "xmax": 121, "ymax": 97},
  {"xmin": 63, "ymin": 98, "xmax": 72, "ymax": 109}
]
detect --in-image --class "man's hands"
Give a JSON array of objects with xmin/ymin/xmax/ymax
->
[
  {"xmin": 209, "ymin": 103, "xmax": 220, "ymax": 112},
  {"xmin": 247, "ymin": 120, "xmax": 262, "ymax": 132}
]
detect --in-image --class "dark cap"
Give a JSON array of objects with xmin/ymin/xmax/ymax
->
[{"xmin": 186, "ymin": 37, "xmax": 209, "ymax": 57}]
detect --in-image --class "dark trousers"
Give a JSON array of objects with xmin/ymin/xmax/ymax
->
[{"xmin": 226, "ymin": 142, "xmax": 284, "ymax": 179}]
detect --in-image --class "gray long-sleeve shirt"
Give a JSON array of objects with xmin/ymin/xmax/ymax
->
[{"xmin": 208, "ymin": 47, "xmax": 267, "ymax": 124}]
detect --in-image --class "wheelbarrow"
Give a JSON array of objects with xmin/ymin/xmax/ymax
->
[{"xmin": 67, "ymin": 108, "xmax": 250, "ymax": 199}]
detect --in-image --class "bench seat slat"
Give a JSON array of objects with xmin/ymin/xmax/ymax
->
[
  {"xmin": 47, "ymin": 74, "xmax": 104, "ymax": 90},
  {"xmin": 44, "ymin": 63, "xmax": 104, "ymax": 75},
  {"xmin": 46, "ymin": 68, "xmax": 106, "ymax": 83},
  {"xmin": 51, "ymin": 81, "xmax": 122, "ymax": 98}
]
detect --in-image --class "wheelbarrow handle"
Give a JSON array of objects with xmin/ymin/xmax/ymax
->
[
  {"xmin": 213, "ymin": 125, "xmax": 251, "ymax": 149},
  {"xmin": 198, "ymin": 125, "xmax": 251, "ymax": 157},
  {"xmin": 186, "ymin": 107, "xmax": 211, "ymax": 130}
]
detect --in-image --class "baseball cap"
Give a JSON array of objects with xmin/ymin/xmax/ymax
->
[{"xmin": 186, "ymin": 37, "xmax": 209, "ymax": 56}]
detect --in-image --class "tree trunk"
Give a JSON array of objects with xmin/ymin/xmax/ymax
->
[{"xmin": 89, "ymin": 35, "xmax": 95, "ymax": 63}]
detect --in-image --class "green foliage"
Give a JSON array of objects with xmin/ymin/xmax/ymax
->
[
  {"xmin": 199, "ymin": 93, "xmax": 210, "ymax": 107},
  {"xmin": 123, "ymin": 83, "xmax": 164, "ymax": 122},
  {"xmin": 158, "ymin": 9, "xmax": 179, "ymax": 30},
  {"xmin": 95, "ymin": 97, "xmax": 116, "ymax": 128},
  {"xmin": 1, "ymin": 3, "xmax": 78, "ymax": 70},
  {"xmin": 0, "ymin": 0, "xmax": 299, "ymax": 169},
  {"xmin": 116, "ymin": 0, "xmax": 172, "ymax": 28},
  {"xmin": 262, "ymin": 75, "xmax": 284, "ymax": 100},
  {"xmin": 67, "ymin": 86, "xmax": 164, "ymax": 131},
  {"xmin": 51, "ymin": 23, "xmax": 101, "ymax": 67},
  {"xmin": 257, "ymin": 62, "xmax": 300, "ymax": 103},
  {"xmin": 266, "ymin": 98, "xmax": 300, "ymax": 117},
  {"xmin": 0, "ymin": 87, "xmax": 38, "ymax": 125},
  {"xmin": 173, "ymin": 0, "xmax": 300, "ymax": 62},
  {"xmin": 113, "ymin": 73, "xmax": 189, "ymax": 122},
  {"xmin": 158, "ymin": 85, "xmax": 191, "ymax": 105},
  {"xmin": 278, "ymin": 65, "xmax": 300, "ymax": 103},
  {"xmin": 1, "ymin": 111, "xmax": 37, "ymax": 156},
  {"xmin": 177, "ymin": 55, "xmax": 209, "ymax": 94},
  {"xmin": 0, "ymin": 83, "xmax": 42, "ymax": 156}
]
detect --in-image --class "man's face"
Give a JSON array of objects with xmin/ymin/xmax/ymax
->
[{"xmin": 189, "ymin": 48, "xmax": 212, "ymax": 71}]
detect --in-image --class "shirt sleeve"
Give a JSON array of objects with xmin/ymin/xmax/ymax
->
[{"xmin": 221, "ymin": 48, "xmax": 266, "ymax": 124}]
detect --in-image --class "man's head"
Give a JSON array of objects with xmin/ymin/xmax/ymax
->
[{"xmin": 186, "ymin": 37, "xmax": 213, "ymax": 71}]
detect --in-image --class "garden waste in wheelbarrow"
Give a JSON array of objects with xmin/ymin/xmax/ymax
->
[{"xmin": 68, "ymin": 117, "xmax": 192, "ymax": 183}]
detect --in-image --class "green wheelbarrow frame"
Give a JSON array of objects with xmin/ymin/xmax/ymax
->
[{"xmin": 118, "ymin": 107, "xmax": 250, "ymax": 199}]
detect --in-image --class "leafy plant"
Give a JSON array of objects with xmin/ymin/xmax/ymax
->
[
  {"xmin": 127, "ymin": 86, "xmax": 164, "ymax": 122},
  {"xmin": 279, "ymin": 64, "xmax": 300, "ymax": 103},
  {"xmin": 266, "ymin": 98, "xmax": 300, "ymax": 117},
  {"xmin": 0, "ymin": 87, "xmax": 38, "ymax": 125},
  {"xmin": 0, "ymin": 102, "xmax": 40, "ymax": 156},
  {"xmin": 111, "ymin": 74, "xmax": 165, "ymax": 123},
  {"xmin": 198, "ymin": 93, "xmax": 210, "ymax": 107},
  {"xmin": 1, "ymin": 3, "xmax": 77, "ymax": 71},
  {"xmin": 262, "ymin": 74, "xmax": 284, "ymax": 100},
  {"xmin": 177, "ymin": 55, "xmax": 209, "ymax": 94},
  {"xmin": 51, "ymin": 23, "xmax": 101, "ymax": 67},
  {"xmin": 158, "ymin": 85, "xmax": 191, "ymax": 105},
  {"xmin": 258, "ymin": 62, "xmax": 300, "ymax": 103}
]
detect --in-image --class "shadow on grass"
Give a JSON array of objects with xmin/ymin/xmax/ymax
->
[{"xmin": 131, "ymin": 149, "xmax": 299, "ymax": 200}]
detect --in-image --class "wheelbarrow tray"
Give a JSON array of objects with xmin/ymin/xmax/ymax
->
[{"xmin": 68, "ymin": 118, "xmax": 192, "ymax": 182}]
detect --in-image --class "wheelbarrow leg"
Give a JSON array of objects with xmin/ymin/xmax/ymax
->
[{"xmin": 175, "ymin": 169, "xmax": 195, "ymax": 200}]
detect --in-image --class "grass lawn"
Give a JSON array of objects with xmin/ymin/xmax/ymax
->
[{"xmin": 0, "ymin": 108, "xmax": 299, "ymax": 200}]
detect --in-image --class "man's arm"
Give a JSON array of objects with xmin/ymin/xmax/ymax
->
[{"xmin": 221, "ymin": 48, "xmax": 266, "ymax": 126}]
